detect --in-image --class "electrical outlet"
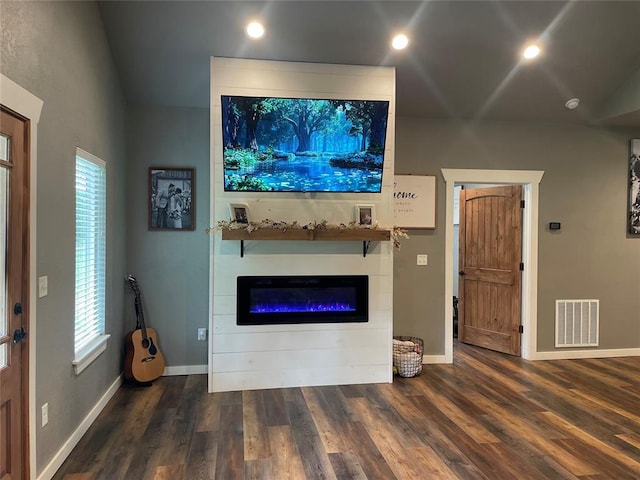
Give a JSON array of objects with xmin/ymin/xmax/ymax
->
[
  {"xmin": 417, "ymin": 254, "xmax": 428, "ymax": 266},
  {"xmin": 197, "ymin": 328, "xmax": 207, "ymax": 341},
  {"xmin": 38, "ymin": 276, "xmax": 48, "ymax": 298},
  {"xmin": 42, "ymin": 403, "xmax": 48, "ymax": 427}
]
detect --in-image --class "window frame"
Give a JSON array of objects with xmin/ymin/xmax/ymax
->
[{"xmin": 73, "ymin": 147, "xmax": 110, "ymax": 375}]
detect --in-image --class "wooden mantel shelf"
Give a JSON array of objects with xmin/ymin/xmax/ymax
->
[
  {"xmin": 221, "ymin": 228, "xmax": 391, "ymax": 257},
  {"xmin": 221, "ymin": 228, "xmax": 391, "ymax": 241}
]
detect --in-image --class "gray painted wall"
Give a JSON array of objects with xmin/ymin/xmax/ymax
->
[
  {"xmin": 126, "ymin": 106, "xmax": 210, "ymax": 367},
  {"xmin": 0, "ymin": 0, "xmax": 127, "ymax": 473},
  {"xmin": 394, "ymin": 118, "xmax": 640, "ymax": 354}
]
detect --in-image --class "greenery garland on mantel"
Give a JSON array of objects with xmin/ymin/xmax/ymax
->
[{"xmin": 206, "ymin": 219, "xmax": 409, "ymax": 248}]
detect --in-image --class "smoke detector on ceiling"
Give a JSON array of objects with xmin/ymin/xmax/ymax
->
[{"xmin": 565, "ymin": 98, "xmax": 581, "ymax": 110}]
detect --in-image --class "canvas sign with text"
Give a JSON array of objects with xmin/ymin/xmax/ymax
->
[{"xmin": 393, "ymin": 174, "xmax": 436, "ymax": 229}]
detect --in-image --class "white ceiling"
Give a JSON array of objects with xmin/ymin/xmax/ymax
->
[{"xmin": 98, "ymin": 1, "xmax": 640, "ymax": 126}]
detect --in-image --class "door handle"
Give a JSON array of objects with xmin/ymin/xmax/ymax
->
[
  {"xmin": 459, "ymin": 271, "xmax": 465, "ymax": 276},
  {"xmin": 13, "ymin": 327, "xmax": 28, "ymax": 344}
]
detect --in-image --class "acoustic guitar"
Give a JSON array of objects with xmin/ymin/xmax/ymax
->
[{"xmin": 124, "ymin": 275, "xmax": 165, "ymax": 383}]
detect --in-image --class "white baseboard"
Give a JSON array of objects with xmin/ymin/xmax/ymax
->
[
  {"xmin": 531, "ymin": 348, "xmax": 640, "ymax": 361},
  {"xmin": 423, "ymin": 348, "xmax": 640, "ymax": 363},
  {"xmin": 37, "ymin": 375, "xmax": 122, "ymax": 480},
  {"xmin": 163, "ymin": 364, "xmax": 208, "ymax": 376},
  {"xmin": 422, "ymin": 354, "xmax": 448, "ymax": 364}
]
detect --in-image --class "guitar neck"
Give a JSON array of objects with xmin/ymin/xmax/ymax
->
[{"xmin": 134, "ymin": 292, "xmax": 148, "ymax": 339}]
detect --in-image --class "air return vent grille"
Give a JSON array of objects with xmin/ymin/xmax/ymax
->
[{"xmin": 555, "ymin": 300, "xmax": 599, "ymax": 347}]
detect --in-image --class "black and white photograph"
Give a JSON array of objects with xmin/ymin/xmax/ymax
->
[
  {"xmin": 149, "ymin": 167, "xmax": 195, "ymax": 231},
  {"xmin": 629, "ymin": 139, "xmax": 640, "ymax": 235},
  {"xmin": 229, "ymin": 203, "xmax": 250, "ymax": 224},
  {"xmin": 356, "ymin": 204, "xmax": 375, "ymax": 226}
]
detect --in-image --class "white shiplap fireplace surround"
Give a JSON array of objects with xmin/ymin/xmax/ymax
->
[{"xmin": 209, "ymin": 58, "xmax": 396, "ymax": 392}]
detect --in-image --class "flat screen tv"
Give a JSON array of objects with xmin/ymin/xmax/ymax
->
[{"xmin": 221, "ymin": 95, "xmax": 390, "ymax": 192}]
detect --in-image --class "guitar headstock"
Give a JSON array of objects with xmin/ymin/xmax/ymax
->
[{"xmin": 127, "ymin": 275, "xmax": 140, "ymax": 295}]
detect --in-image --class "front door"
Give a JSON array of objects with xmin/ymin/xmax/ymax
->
[
  {"xmin": 0, "ymin": 107, "xmax": 30, "ymax": 479},
  {"xmin": 458, "ymin": 185, "xmax": 522, "ymax": 356}
]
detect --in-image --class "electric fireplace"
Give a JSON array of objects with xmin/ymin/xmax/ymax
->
[{"xmin": 237, "ymin": 275, "xmax": 369, "ymax": 325}]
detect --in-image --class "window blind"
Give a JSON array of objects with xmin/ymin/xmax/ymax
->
[{"xmin": 75, "ymin": 149, "xmax": 106, "ymax": 354}]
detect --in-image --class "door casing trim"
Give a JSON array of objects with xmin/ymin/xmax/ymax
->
[
  {"xmin": 1, "ymin": 73, "xmax": 43, "ymax": 480},
  {"xmin": 442, "ymin": 169, "xmax": 544, "ymax": 362}
]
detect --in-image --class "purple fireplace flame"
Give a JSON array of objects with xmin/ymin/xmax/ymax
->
[
  {"xmin": 237, "ymin": 276, "xmax": 368, "ymax": 325},
  {"xmin": 250, "ymin": 287, "xmax": 357, "ymax": 314}
]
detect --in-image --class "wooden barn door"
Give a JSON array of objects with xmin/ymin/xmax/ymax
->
[{"xmin": 458, "ymin": 185, "xmax": 523, "ymax": 356}]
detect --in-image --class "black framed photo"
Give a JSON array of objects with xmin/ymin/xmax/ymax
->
[
  {"xmin": 149, "ymin": 167, "xmax": 195, "ymax": 231},
  {"xmin": 629, "ymin": 140, "xmax": 640, "ymax": 235}
]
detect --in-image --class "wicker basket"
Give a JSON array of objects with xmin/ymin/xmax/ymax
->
[{"xmin": 393, "ymin": 336, "xmax": 424, "ymax": 377}]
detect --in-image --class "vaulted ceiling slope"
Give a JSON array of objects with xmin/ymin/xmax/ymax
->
[{"xmin": 98, "ymin": 1, "xmax": 640, "ymax": 126}]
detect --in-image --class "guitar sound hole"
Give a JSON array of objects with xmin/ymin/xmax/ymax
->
[{"xmin": 142, "ymin": 338, "xmax": 150, "ymax": 349}]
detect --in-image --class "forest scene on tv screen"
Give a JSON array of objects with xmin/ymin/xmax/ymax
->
[{"xmin": 222, "ymin": 95, "xmax": 389, "ymax": 192}]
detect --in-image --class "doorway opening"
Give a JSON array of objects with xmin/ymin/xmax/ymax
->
[{"xmin": 441, "ymin": 169, "xmax": 544, "ymax": 363}]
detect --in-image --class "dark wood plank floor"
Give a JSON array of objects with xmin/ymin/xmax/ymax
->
[{"xmin": 53, "ymin": 342, "xmax": 640, "ymax": 479}]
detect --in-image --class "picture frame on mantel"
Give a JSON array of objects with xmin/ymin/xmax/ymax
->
[
  {"xmin": 149, "ymin": 167, "xmax": 195, "ymax": 231},
  {"xmin": 356, "ymin": 204, "xmax": 375, "ymax": 226},
  {"xmin": 394, "ymin": 174, "xmax": 437, "ymax": 229},
  {"xmin": 229, "ymin": 203, "xmax": 251, "ymax": 224},
  {"xmin": 629, "ymin": 139, "xmax": 640, "ymax": 235}
]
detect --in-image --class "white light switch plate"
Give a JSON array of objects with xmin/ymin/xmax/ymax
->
[
  {"xmin": 197, "ymin": 328, "xmax": 207, "ymax": 341},
  {"xmin": 38, "ymin": 276, "xmax": 48, "ymax": 297},
  {"xmin": 417, "ymin": 255, "xmax": 428, "ymax": 266}
]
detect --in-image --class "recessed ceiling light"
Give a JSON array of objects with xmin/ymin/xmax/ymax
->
[
  {"xmin": 246, "ymin": 21, "xmax": 265, "ymax": 39},
  {"xmin": 565, "ymin": 98, "xmax": 580, "ymax": 110},
  {"xmin": 392, "ymin": 34, "xmax": 409, "ymax": 50},
  {"xmin": 522, "ymin": 43, "xmax": 541, "ymax": 60}
]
